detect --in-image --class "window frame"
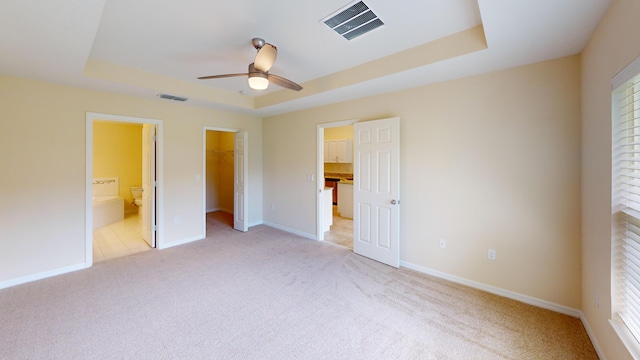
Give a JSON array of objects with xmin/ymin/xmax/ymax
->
[{"xmin": 611, "ymin": 55, "xmax": 640, "ymax": 359}]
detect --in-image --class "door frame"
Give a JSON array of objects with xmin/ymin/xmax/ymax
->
[
  {"xmin": 316, "ymin": 119, "xmax": 358, "ymax": 241},
  {"xmin": 85, "ymin": 112, "xmax": 164, "ymax": 267},
  {"xmin": 202, "ymin": 127, "xmax": 248, "ymax": 234},
  {"xmin": 141, "ymin": 124, "xmax": 157, "ymax": 248}
]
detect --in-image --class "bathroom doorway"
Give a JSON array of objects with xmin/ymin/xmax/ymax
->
[
  {"xmin": 85, "ymin": 112, "xmax": 163, "ymax": 266},
  {"xmin": 203, "ymin": 127, "xmax": 248, "ymax": 234}
]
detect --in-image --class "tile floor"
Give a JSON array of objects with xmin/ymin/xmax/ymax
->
[
  {"xmin": 93, "ymin": 213, "xmax": 151, "ymax": 262},
  {"xmin": 324, "ymin": 206, "xmax": 353, "ymax": 250}
]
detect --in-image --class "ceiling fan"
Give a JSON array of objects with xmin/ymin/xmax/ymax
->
[{"xmin": 198, "ymin": 38, "xmax": 303, "ymax": 91}]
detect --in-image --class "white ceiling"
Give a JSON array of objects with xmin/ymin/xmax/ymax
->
[{"xmin": 0, "ymin": 0, "xmax": 611, "ymax": 117}]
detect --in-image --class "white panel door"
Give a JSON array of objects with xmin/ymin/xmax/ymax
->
[
  {"xmin": 353, "ymin": 117, "xmax": 400, "ymax": 267},
  {"xmin": 142, "ymin": 124, "xmax": 156, "ymax": 247},
  {"xmin": 234, "ymin": 131, "xmax": 249, "ymax": 232}
]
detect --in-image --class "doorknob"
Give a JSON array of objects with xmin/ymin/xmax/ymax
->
[{"xmin": 391, "ymin": 199, "xmax": 398, "ymax": 205}]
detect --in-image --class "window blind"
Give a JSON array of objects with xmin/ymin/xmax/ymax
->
[{"xmin": 613, "ymin": 67, "xmax": 640, "ymax": 343}]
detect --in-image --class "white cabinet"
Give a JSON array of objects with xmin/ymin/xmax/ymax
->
[
  {"xmin": 323, "ymin": 187, "xmax": 333, "ymax": 232},
  {"xmin": 337, "ymin": 182, "xmax": 353, "ymax": 219},
  {"xmin": 324, "ymin": 139, "xmax": 352, "ymax": 163}
]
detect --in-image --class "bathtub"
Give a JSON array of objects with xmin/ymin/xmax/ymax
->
[{"xmin": 92, "ymin": 195, "xmax": 124, "ymax": 230}]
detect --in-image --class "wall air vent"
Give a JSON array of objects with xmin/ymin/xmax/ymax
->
[
  {"xmin": 322, "ymin": 1, "xmax": 384, "ymax": 41},
  {"xmin": 158, "ymin": 93, "xmax": 188, "ymax": 102}
]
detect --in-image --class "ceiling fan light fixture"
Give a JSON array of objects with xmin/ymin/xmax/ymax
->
[
  {"xmin": 198, "ymin": 41, "xmax": 301, "ymax": 91},
  {"xmin": 248, "ymin": 73, "xmax": 269, "ymax": 90}
]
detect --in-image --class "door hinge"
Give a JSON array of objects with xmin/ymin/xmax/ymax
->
[
  {"xmin": 152, "ymin": 180, "xmax": 157, "ymax": 187},
  {"xmin": 152, "ymin": 225, "xmax": 157, "ymax": 231},
  {"xmin": 152, "ymin": 134, "xmax": 157, "ymax": 142}
]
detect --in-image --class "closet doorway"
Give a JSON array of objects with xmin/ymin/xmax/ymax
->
[{"xmin": 203, "ymin": 127, "xmax": 248, "ymax": 234}]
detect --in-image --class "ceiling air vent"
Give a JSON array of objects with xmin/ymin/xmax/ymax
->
[
  {"xmin": 158, "ymin": 93, "xmax": 188, "ymax": 102},
  {"xmin": 322, "ymin": 1, "xmax": 384, "ymax": 41}
]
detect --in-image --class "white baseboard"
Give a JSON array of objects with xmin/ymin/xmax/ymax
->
[
  {"xmin": 0, "ymin": 262, "xmax": 86, "ymax": 290},
  {"xmin": 399, "ymin": 260, "xmax": 581, "ymax": 318},
  {"xmin": 401, "ymin": 261, "xmax": 607, "ymax": 358},
  {"xmin": 249, "ymin": 220, "xmax": 263, "ymax": 228},
  {"xmin": 158, "ymin": 234, "xmax": 204, "ymax": 250},
  {"xmin": 262, "ymin": 221, "xmax": 316, "ymax": 240},
  {"xmin": 581, "ymin": 314, "xmax": 607, "ymax": 360}
]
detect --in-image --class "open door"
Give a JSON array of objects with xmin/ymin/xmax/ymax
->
[
  {"xmin": 353, "ymin": 117, "xmax": 400, "ymax": 267},
  {"xmin": 142, "ymin": 124, "xmax": 156, "ymax": 247},
  {"xmin": 234, "ymin": 131, "xmax": 249, "ymax": 232}
]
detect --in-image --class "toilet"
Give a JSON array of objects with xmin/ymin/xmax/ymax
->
[{"xmin": 130, "ymin": 186, "xmax": 143, "ymax": 214}]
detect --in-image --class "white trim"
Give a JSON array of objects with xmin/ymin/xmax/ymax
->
[
  {"xmin": 263, "ymin": 221, "xmax": 317, "ymax": 240},
  {"xmin": 249, "ymin": 220, "xmax": 263, "ymax": 228},
  {"xmin": 0, "ymin": 263, "xmax": 86, "ymax": 290},
  {"xmin": 612, "ymin": 54, "xmax": 640, "ymax": 89},
  {"xmin": 400, "ymin": 260, "xmax": 581, "ymax": 318},
  {"xmin": 611, "ymin": 318, "xmax": 640, "ymax": 360},
  {"xmin": 86, "ymin": 112, "xmax": 164, "ymax": 266},
  {"xmin": 579, "ymin": 314, "xmax": 607, "ymax": 360},
  {"xmin": 85, "ymin": 118, "xmax": 94, "ymax": 266},
  {"xmin": 316, "ymin": 119, "xmax": 359, "ymax": 241},
  {"xmin": 158, "ymin": 234, "xmax": 204, "ymax": 250}
]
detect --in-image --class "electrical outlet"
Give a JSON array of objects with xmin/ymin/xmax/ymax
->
[
  {"xmin": 439, "ymin": 239, "xmax": 446, "ymax": 249},
  {"xmin": 174, "ymin": 216, "xmax": 180, "ymax": 224},
  {"xmin": 595, "ymin": 292, "xmax": 600, "ymax": 309},
  {"xmin": 488, "ymin": 249, "xmax": 496, "ymax": 261},
  {"xmin": 271, "ymin": 204, "xmax": 276, "ymax": 210}
]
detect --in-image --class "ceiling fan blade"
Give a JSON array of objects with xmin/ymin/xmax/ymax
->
[
  {"xmin": 254, "ymin": 43, "xmax": 277, "ymax": 72},
  {"xmin": 197, "ymin": 73, "xmax": 247, "ymax": 80},
  {"xmin": 268, "ymin": 74, "xmax": 303, "ymax": 91}
]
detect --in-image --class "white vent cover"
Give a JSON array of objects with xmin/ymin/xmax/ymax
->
[{"xmin": 322, "ymin": 1, "xmax": 384, "ymax": 40}]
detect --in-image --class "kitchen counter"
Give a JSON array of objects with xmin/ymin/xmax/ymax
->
[
  {"xmin": 325, "ymin": 172, "xmax": 353, "ymax": 179},
  {"xmin": 325, "ymin": 173, "xmax": 354, "ymax": 206},
  {"xmin": 325, "ymin": 173, "xmax": 353, "ymax": 182}
]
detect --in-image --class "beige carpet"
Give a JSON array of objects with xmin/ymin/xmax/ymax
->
[{"xmin": 0, "ymin": 212, "xmax": 598, "ymax": 359}]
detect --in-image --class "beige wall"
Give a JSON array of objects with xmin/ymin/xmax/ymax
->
[
  {"xmin": 206, "ymin": 130, "xmax": 234, "ymax": 213},
  {"xmin": 264, "ymin": 55, "xmax": 582, "ymax": 309},
  {"xmin": 93, "ymin": 121, "xmax": 142, "ymax": 213},
  {"xmin": 581, "ymin": 0, "xmax": 640, "ymax": 358},
  {"xmin": 0, "ymin": 75, "xmax": 262, "ymax": 285},
  {"xmin": 324, "ymin": 126, "xmax": 353, "ymax": 141}
]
